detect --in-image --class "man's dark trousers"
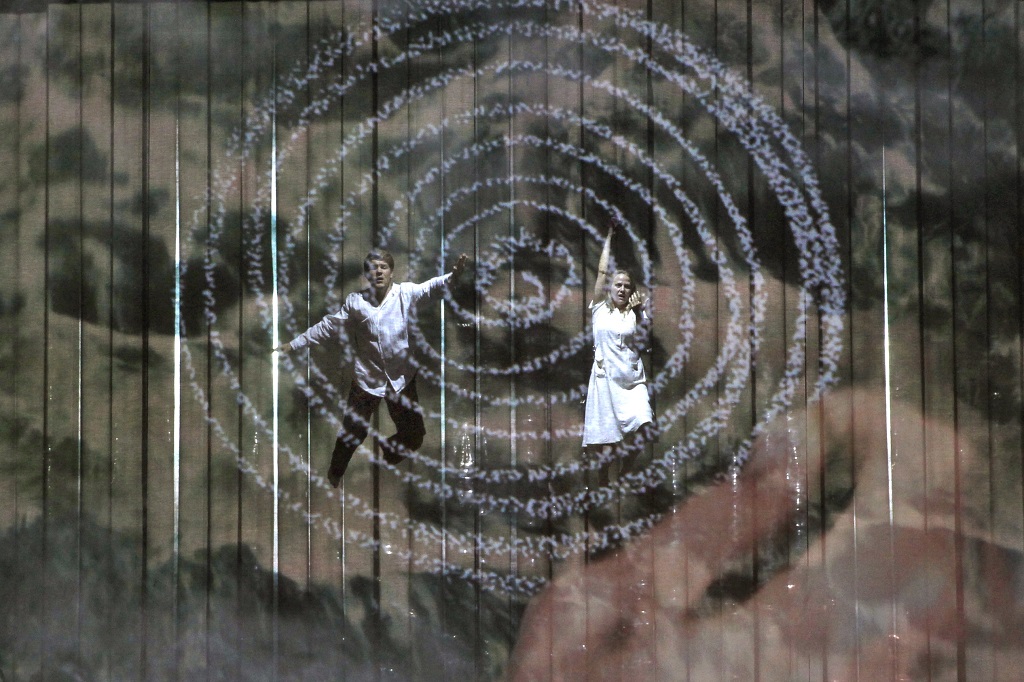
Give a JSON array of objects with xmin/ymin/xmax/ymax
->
[{"xmin": 327, "ymin": 379, "xmax": 426, "ymax": 486}]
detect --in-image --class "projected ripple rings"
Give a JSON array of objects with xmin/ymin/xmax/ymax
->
[{"xmin": 181, "ymin": 0, "xmax": 845, "ymax": 595}]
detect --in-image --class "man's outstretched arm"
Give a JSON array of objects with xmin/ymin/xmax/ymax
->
[
  {"xmin": 410, "ymin": 253, "xmax": 471, "ymax": 300},
  {"xmin": 273, "ymin": 310, "xmax": 347, "ymax": 353}
]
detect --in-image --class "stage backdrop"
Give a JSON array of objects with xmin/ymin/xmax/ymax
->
[{"xmin": 1, "ymin": 0, "xmax": 1022, "ymax": 680}]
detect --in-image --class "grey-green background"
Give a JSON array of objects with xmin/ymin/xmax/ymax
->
[{"xmin": 1, "ymin": 0, "xmax": 1022, "ymax": 679}]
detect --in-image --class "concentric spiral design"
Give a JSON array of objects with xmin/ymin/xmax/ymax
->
[{"xmin": 181, "ymin": 0, "xmax": 845, "ymax": 596}]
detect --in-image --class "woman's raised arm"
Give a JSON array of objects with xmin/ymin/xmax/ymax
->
[{"xmin": 592, "ymin": 223, "xmax": 613, "ymax": 304}]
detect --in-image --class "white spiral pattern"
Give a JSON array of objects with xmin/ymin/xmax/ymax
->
[{"xmin": 181, "ymin": 0, "xmax": 845, "ymax": 596}]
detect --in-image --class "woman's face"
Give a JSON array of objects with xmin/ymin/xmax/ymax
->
[{"xmin": 610, "ymin": 272, "xmax": 634, "ymax": 309}]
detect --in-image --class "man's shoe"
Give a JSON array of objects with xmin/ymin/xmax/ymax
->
[
  {"xmin": 328, "ymin": 467, "xmax": 343, "ymax": 488},
  {"xmin": 382, "ymin": 448, "xmax": 407, "ymax": 466}
]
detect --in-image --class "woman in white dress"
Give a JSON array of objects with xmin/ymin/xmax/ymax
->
[{"xmin": 583, "ymin": 224, "xmax": 654, "ymax": 484}]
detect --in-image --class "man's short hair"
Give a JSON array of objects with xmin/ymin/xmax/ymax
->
[{"xmin": 363, "ymin": 249, "xmax": 395, "ymax": 272}]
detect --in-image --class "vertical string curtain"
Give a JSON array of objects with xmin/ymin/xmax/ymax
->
[{"xmin": 1, "ymin": 0, "xmax": 1022, "ymax": 680}]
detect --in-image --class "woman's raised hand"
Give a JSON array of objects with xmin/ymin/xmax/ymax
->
[{"xmin": 627, "ymin": 290, "xmax": 647, "ymax": 311}]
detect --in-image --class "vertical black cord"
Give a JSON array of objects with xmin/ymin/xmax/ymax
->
[
  {"xmin": 106, "ymin": 3, "xmax": 117, "ymax": 675},
  {"xmin": 1016, "ymin": 0, "xmax": 1024, "ymax": 613},
  {"xmin": 303, "ymin": 0, "xmax": 313, "ymax": 605},
  {"xmin": 745, "ymin": 1, "xmax": 762, "ymax": 679},
  {"xmin": 40, "ymin": 6, "xmax": 52, "ymax": 675},
  {"xmin": 74, "ymin": 0, "xmax": 85, "ymax": 666},
  {"xmin": 202, "ymin": 0, "xmax": 215, "ymax": 671},
  {"xmin": 139, "ymin": 0, "xmax": 152, "ymax": 676},
  {"xmin": 943, "ymin": 0, "xmax": 967, "ymax": 676},
  {"xmin": 370, "ymin": 2, "xmax": 382, "ymax": 678},
  {"xmin": 235, "ymin": 3, "xmax": 247, "ymax": 678},
  {"xmin": 912, "ymin": 0, "xmax": 930, "ymax": 663},
  {"xmin": 204, "ymin": 1, "xmax": 214, "ymax": 675},
  {"xmin": 842, "ymin": 0, "xmax": 864, "ymax": 675}
]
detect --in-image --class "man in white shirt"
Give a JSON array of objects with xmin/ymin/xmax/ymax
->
[{"xmin": 277, "ymin": 249, "xmax": 468, "ymax": 487}]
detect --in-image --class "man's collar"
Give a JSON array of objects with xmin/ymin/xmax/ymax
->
[{"xmin": 361, "ymin": 283, "xmax": 394, "ymax": 306}]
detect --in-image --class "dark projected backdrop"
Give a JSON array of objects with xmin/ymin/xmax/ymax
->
[{"xmin": 1, "ymin": 0, "xmax": 1022, "ymax": 680}]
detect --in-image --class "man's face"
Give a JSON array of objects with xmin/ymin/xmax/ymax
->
[{"xmin": 365, "ymin": 259, "xmax": 394, "ymax": 294}]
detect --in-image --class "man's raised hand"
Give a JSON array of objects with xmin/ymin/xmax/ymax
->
[{"xmin": 451, "ymin": 253, "xmax": 470, "ymax": 279}]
